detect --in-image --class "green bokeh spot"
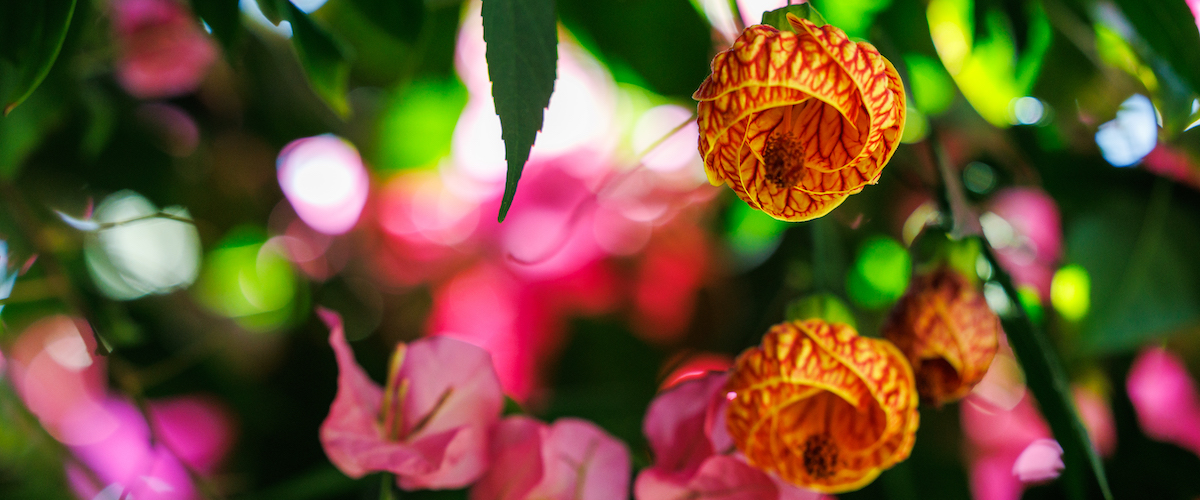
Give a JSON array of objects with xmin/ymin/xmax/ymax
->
[
  {"xmin": 846, "ymin": 236, "xmax": 912, "ymax": 309},
  {"xmin": 376, "ymin": 78, "xmax": 468, "ymax": 171},
  {"xmin": 903, "ymin": 53, "xmax": 956, "ymax": 115},
  {"xmin": 195, "ymin": 227, "xmax": 297, "ymax": 331},
  {"xmin": 727, "ymin": 201, "xmax": 790, "ymax": 260}
]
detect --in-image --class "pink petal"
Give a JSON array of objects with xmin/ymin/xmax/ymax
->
[
  {"xmin": 1012, "ymin": 439, "xmax": 1064, "ymax": 483},
  {"xmin": 535, "ymin": 418, "xmax": 631, "ymax": 500},
  {"xmin": 148, "ymin": 396, "xmax": 235, "ymax": 473},
  {"xmin": 635, "ymin": 455, "xmax": 778, "ymax": 500},
  {"xmin": 318, "ymin": 308, "xmax": 390, "ymax": 478},
  {"xmin": 1072, "ymin": 386, "xmax": 1116, "ymax": 458},
  {"xmin": 1127, "ymin": 347, "xmax": 1200, "ymax": 456},
  {"xmin": 399, "ymin": 336, "xmax": 504, "ymax": 441},
  {"xmin": 470, "ymin": 416, "xmax": 546, "ymax": 500},
  {"xmin": 970, "ymin": 452, "xmax": 1024, "ymax": 500},
  {"xmin": 642, "ymin": 371, "xmax": 727, "ymax": 479}
]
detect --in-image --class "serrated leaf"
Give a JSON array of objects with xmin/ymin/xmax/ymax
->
[
  {"xmin": 0, "ymin": 0, "xmax": 76, "ymax": 115},
  {"xmin": 981, "ymin": 241, "xmax": 1113, "ymax": 500},
  {"xmin": 191, "ymin": 0, "xmax": 241, "ymax": 56},
  {"xmin": 482, "ymin": 0, "xmax": 558, "ymax": 222},
  {"xmin": 762, "ymin": 3, "xmax": 827, "ymax": 31},
  {"xmin": 345, "ymin": 0, "xmax": 425, "ymax": 44},
  {"xmin": 1110, "ymin": 0, "xmax": 1200, "ymax": 99},
  {"xmin": 285, "ymin": 2, "xmax": 354, "ymax": 117}
]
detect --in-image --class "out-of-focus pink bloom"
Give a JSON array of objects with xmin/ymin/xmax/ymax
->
[
  {"xmin": 985, "ymin": 188, "xmax": 1062, "ymax": 300},
  {"xmin": 110, "ymin": 0, "xmax": 218, "ymax": 99},
  {"xmin": 136, "ymin": 103, "xmax": 200, "ymax": 157},
  {"xmin": 661, "ymin": 353, "xmax": 733, "ymax": 390},
  {"xmin": 1143, "ymin": 144, "xmax": 1200, "ymax": 190},
  {"xmin": 373, "ymin": 171, "xmax": 480, "ymax": 286},
  {"xmin": 67, "ymin": 398, "xmax": 197, "ymax": 500},
  {"xmin": 962, "ymin": 384, "xmax": 1117, "ymax": 500},
  {"xmin": 278, "ymin": 135, "xmax": 371, "ymax": 236},
  {"xmin": 149, "ymin": 396, "xmax": 236, "ymax": 474},
  {"xmin": 319, "ymin": 309, "xmax": 503, "ymax": 490},
  {"xmin": 634, "ymin": 371, "xmax": 826, "ymax": 500},
  {"xmin": 1127, "ymin": 346, "xmax": 1200, "ymax": 457},
  {"xmin": 471, "ymin": 416, "xmax": 630, "ymax": 500},
  {"xmin": 1011, "ymin": 439, "xmax": 1064, "ymax": 483},
  {"xmin": 6, "ymin": 316, "xmax": 109, "ymax": 446},
  {"xmin": 632, "ymin": 224, "xmax": 710, "ymax": 345}
]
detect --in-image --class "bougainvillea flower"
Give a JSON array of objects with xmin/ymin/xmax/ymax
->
[
  {"xmin": 985, "ymin": 188, "xmax": 1063, "ymax": 299},
  {"xmin": 318, "ymin": 309, "xmax": 504, "ymax": 490},
  {"xmin": 1126, "ymin": 346, "xmax": 1200, "ymax": 457},
  {"xmin": 635, "ymin": 370, "xmax": 829, "ymax": 500},
  {"xmin": 725, "ymin": 319, "xmax": 918, "ymax": 493},
  {"xmin": 883, "ymin": 267, "xmax": 1000, "ymax": 406},
  {"xmin": 471, "ymin": 416, "xmax": 630, "ymax": 500},
  {"xmin": 695, "ymin": 15, "xmax": 905, "ymax": 221}
]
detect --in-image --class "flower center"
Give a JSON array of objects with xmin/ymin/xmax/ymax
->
[
  {"xmin": 802, "ymin": 432, "xmax": 839, "ymax": 479},
  {"xmin": 380, "ymin": 343, "xmax": 454, "ymax": 441},
  {"xmin": 763, "ymin": 131, "xmax": 805, "ymax": 188}
]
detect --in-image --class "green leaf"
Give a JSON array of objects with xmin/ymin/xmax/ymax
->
[
  {"xmin": 285, "ymin": 2, "xmax": 354, "ymax": 117},
  {"xmin": 482, "ymin": 0, "xmax": 558, "ymax": 222},
  {"xmin": 558, "ymin": 0, "xmax": 708, "ymax": 98},
  {"xmin": 191, "ymin": 0, "xmax": 241, "ymax": 56},
  {"xmin": 345, "ymin": 0, "xmax": 425, "ymax": 43},
  {"xmin": 0, "ymin": 0, "xmax": 76, "ymax": 115},
  {"xmin": 1110, "ymin": 0, "xmax": 1200, "ymax": 98},
  {"xmin": 762, "ymin": 3, "xmax": 828, "ymax": 31},
  {"xmin": 980, "ymin": 241, "xmax": 1113, "ymax": 500},
  {"xmin": 255, "ymin": 0, "xmax": 287, "ymax": 25}
]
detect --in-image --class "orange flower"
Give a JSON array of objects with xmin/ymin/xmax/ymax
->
[
  {"xmin": 725, "ymin": 319, "xmax": 918, "ymax": 493},
  {"xmin": 695, "ymin": 16, "xmax": 905, "ymax": 221},
  {"xmin": 883, "ymin": 267, "xmax": 1000, "ymax": 406}
]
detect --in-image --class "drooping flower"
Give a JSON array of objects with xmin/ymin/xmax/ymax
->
[
  {"xmin": 318, "ymin": 309, "xmax": 504, "ymax": 490},
  {"xmin": 110, "ymin": 0, "xmax": 218, "ymax": 99},
  {"xmin": 695, "ymin": 15, "xmax": 905, "ymax": 221},
  {"xmin": 883, "ymin": 267, "xmax": 1000, "ymax": 405},
  {"xmin": 725, "ymin": 320, "xmax": 918, "ymax": 493},
  {"xmin": 471, "ymin": 416, "xmax": 631, "ymax": 500},
  {"xmin": 634, "ymin": 371, "xmax": 827, "ymax": 500}
]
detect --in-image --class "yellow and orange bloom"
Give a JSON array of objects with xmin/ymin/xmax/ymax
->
[
  {"xmin": 725, "ymin": 319, "xmax": 919, "ymax": 493},
  {"xmin": 883, "ymin": 267, "xmax": 1000, "ymax": 406},
  {"xmin": 695, "ymin": 15, "xmax": 905, "ymax": 221}
]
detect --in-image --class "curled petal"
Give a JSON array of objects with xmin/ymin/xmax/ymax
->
[
  {"xmin": 1011, "ymin": 439, "xmax": 1064, "ymax": 483},
  {"xmin": 643, "ymin": 371, "xmax": 729, "ymax": 479},
  {"xmin": 726, "ymin": 320, "xmax": 918, "ymax": 493},
  {"xmin": 884, "ymin": 268, "xmax": 1001, "ymax": 405},
  {"xmin": 635, "ymin": 455, "xmax": 779, "ymax": 500},
  {"xmin": 695, "ymin": 18, "xmax": 905, "ymax": 221}
]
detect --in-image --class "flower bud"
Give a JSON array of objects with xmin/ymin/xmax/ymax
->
[
  {"xmin": 883, "ymin": 267, "xmax": 1000, "ymax": 406},
  {"xmin": 725, "ymin": 319, "xmax": 918, "ymax": 493}
]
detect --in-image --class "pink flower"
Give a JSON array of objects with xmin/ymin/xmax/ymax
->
[
  {"xmin": 471, "ymin": 416, "xmax": 631, "ymax": 500},
  {"xmin": 985, "ymin": 188, "xmax": 1062, "ymax": 300},
  {"xmin": 318, "ymin": 308, "xmax": 504, "ymax": 490},
  {"xmin": 634, "ymin": 371, "xmax": 826, "ymax": 500},
  {"xmin": 1126, "ymin": 346, "xmax": 1200, "ymax": 457},
  {"xmin": 110, "ymin": 0, "xmax": 218, "ymax": 99}
]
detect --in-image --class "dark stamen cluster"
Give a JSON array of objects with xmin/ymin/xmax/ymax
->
[
  {"xmin": 762, "ymin": 133, "xmax": 805, "ymax": 188},
  {"xmin": 802, "ymin": 432, "xmax": 839, "ymax": 479}
]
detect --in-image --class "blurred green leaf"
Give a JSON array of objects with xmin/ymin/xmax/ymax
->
[
  {"xmin": 190, "ymin": 0, "xmax": 241, "ymax": 56},
  {"xmin": 482, "ymin": 0, "xmax": 557, "ymax": 222},
  {"xmin": 346, "ymin": 0, "xmax": 424, "ymax": 43},
  {"xmin": 285, "ymin": 2, "xmax": 354, "ymax": 117},
  {"xmin": 980, "ymin": 242, "xmax": 1112, "ymax": 500},
  {"xmin": 762, "ymin": 3, "xmax": 828, "ymax": 31},
  {"xmin": 558, "ymin": 0, "xmax": 708, "ymax": 98},
  {"xmin": 1111, "ymin": 0, "xmax": 1200, "ymax": 99},
  {"xmin": 0, "ymin": 0, "xmax": 76, "ymax": 115},
  {"xmin": 785, "ymin": 293, "xmax": 857, "ymax": 329},
  {"xmin": 0, "ymin": 90, "xmax": 65, "ymax": 178},
  {"xmin": 256, "ymin": 0, "xmax": 287, "ymax": 25}
]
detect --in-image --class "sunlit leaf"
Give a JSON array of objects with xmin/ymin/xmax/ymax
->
[
  {"xmin": 0, "ymin": 0, "xmax": 76, "ymax": 115},
  {"xmin": 1111, "ymin": 0, "xmax": 1200, "ymax": 99},
  {"xmin": 482, "ymin": 0, "xmax": 557, "ymax": 222},
  {"xmin": 762, "ymin": 3, "xmax": 828, "ymax": 31},
  {"xmin": 285, "ymin": 2, "xmax": 354, "ymax": 117}
]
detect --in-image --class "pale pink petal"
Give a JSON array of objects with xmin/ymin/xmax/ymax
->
[
  {"xmin": 970, "ymin": 452, "xmax": 1024, "ymax": 500},
  {"xmin": 397, "ymin": 425, "xmax": 493, "ymax": 490},
  {"xmin": 470, "ymin": 416, "xmax": 546, "ymax": 500},
  {"xmin": 399, "ymin": 336, "xmax": 504, "ymax": 440},
  {"xmin": 1127, "ymin": 347, "xmax": 1200, "ymax": 456},
  {"xmin": 643, "ymin": 371, "xmax": 728, "ymax": 479},
  {"xmin": 318, "ymin": 308, "xmax": 392, "ymax": 478},
  {"xmin": 635, "ymin": 455, "xmax": 777, "ymax": 500},
  {"xmin": 535, "ymin": 418, "xmax": 631, "ymax": 500},
  {"xmin": 1012, "ymin": 439, "xmax": 1064, "ymax": 483},
  {"xmin": 1072, "ymin": 386, "xmax": 1116, "ymax": 457}
]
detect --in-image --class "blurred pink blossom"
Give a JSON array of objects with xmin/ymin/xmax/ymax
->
[
  {"xmin": 1011, "ymin": 439, "xmax": 1064, "ymax": 483},
  {"xmin": 277, "ymin": 135, "xmax": 371, "ymax": 236},
  {"xmin": 1126, "ymin": 346, "xmax": 1200, "ymax": 457},
  {"xmin": 985, "ymin": 188, "xmax": 1062, "ymax": 300},
  {"xmin": 634, "ymin": 371, "xmax": 826, "ymax": 500},
  {"xmin": 471, "ymin": 416, "xmax": 631, "ymax": 500},
  {"xmin": 110, "ymin": 0, "xmax": 217, "ymax": 99},
  {"xmin": 1143, "ymin": 144, "xmax": 1200, "ymax": 190},
  {"xmin": 319, "ymin": 309, "xmax": 504, "ymax": 490}
]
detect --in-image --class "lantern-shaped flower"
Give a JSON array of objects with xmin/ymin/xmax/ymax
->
[
  {"xmin": 695, "ymin": 15, "xmax": 905, "ymax": 221},
  {"xmin": 883, "ymin": 267, "xmax": 1000, "ymax": 406},
  {"xmin": 725, "ymin": 319, "xmax": 918, "ymax": 493}
]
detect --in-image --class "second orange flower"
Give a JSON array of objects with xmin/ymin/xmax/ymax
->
[{"xmin": 695, "ymin": 15, "xmax": 905, "ymax": 221}]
